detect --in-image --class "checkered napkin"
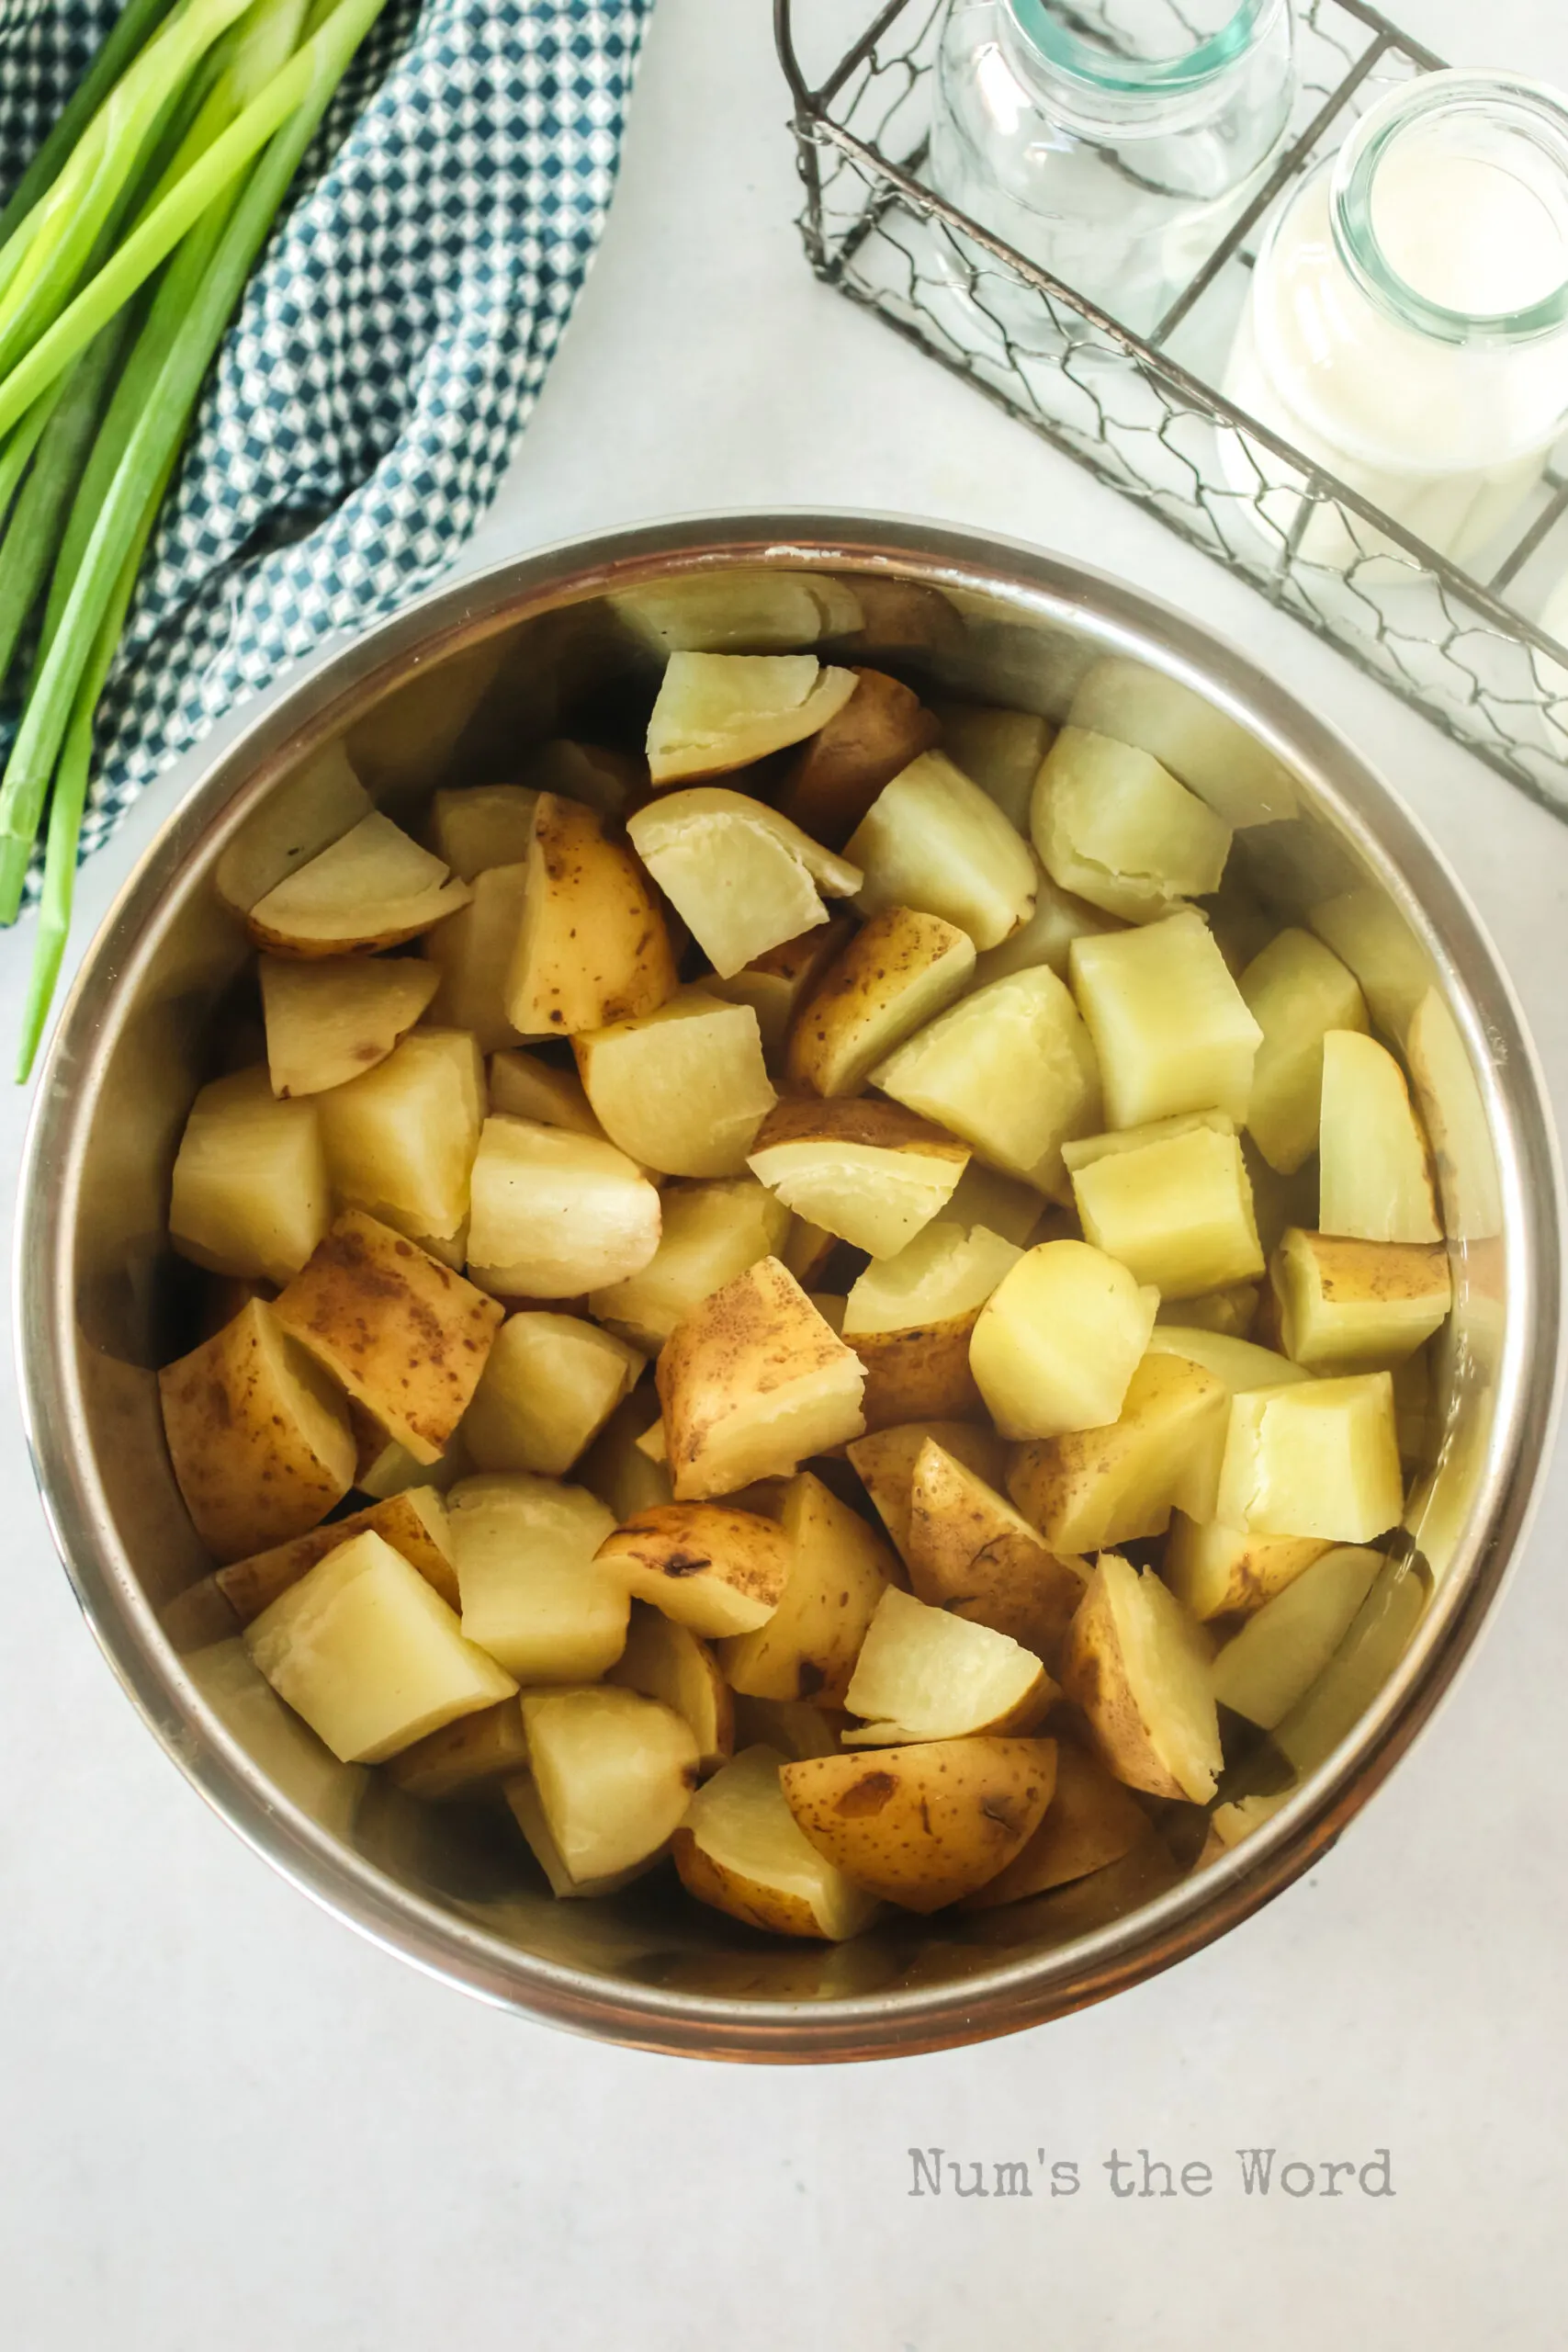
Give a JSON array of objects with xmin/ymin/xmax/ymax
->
[{"xmin": 0, "ymin": 0, "xmax": 655, "ymax": 883}]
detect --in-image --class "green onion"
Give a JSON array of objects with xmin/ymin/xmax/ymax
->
[{"xmin": 0, "ymin": 0, "xmax": 177, "ymax": 257}]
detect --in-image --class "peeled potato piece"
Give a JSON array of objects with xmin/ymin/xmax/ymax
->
[
  {"xmin": 969, "ymin": 1238, "xmax": 1157, "ymax": 1441},
  {"xmin": 590, "ymin": 1178, "xmax": 791, "ymax": 1348},
  {"xmin": 675, "ymin": 1747, "xmax": 882, "ymax": 1939},
  {"xmin": 448, "ymin": 1474, "xmax": 624, "ymax": 1680},
  {"xmin": 160, "ymin": 1299, "xmax": 355, "ymax": 1564},
  {"xmin": 245, "ymin": 1530, "xmax": 517, "ymax": 1763},
  {"xmin": 843, "ymin": 1220, "xmax": 1022, "ymax": 1430},
  {"xmin": 592, "ymin": 1500, "xmax": 795, "ymax": 1636},
  {"xmin": 1163, "ymin": 1512, "xmax": 1331, "ymax": 1621},
  {"xmin": 504, "ymin": 792, "xmax": 678, "ymax": 1037},
  {"xmin": 785, "ymin": 906, "xmax": 976, "ymax": 1099},
  {"xmin": 514, "ymin": 1686, "xmax": 700, "ymax": 1890},
  {"xmin": 575, "ymin": 990, "xmax": 776, "ymax": 1179},
  {"xmin": 1212, "ymin": 1545, "xmax": 1384, "ymax": 1728},
  {"xmin": 847, "ymin": 1419, "xmax": 1010, "ymax": 1565},
  {"xmin": 907, "ymin": 1440, "xmax": 1087, "ymax": 1663},
  {"xmin": 1238, "ymin": 928, "xmax": 1368, "ymax": 1174},
  {"xmin": 781, "ymin": 1736, "xmax": 1056, "ymax": 1912},
  {"xmin": 271, "ymin": 1211, "xmax": 502, "ymax": 1464},
  {"xmin": 1071, "ymin": 1123, "xmax": 1263, "ymax": 1300},
  {"xmin": 1031, "ymin": 726, "xmax": 1232, "ymax": 922},
  {"xmin": 934, "ymin": 699, "xmax": 1055, "ymax": 832},
  {"xmin": 747, "ymin": 1096, "xmax": 969, "ymax": 1260},
  {"xmin": 717, "ymin": 1471, "xmax": 894, "ymax": 1704},
  {"xmin": 842, "ymin": 1586, "xmax": 1054, "ymax": 1745},
  {"xmin": 646, "ymin": 650, "xmax": 859, "ymax": 783},
  {"xmin": 462, "ymin": 1312, "xmax": 643, "ymax": 1476},
  {"xmin": 215, "ymin": 1486, "xmax": 457, "ymax": 1621},
  {"xmin": 607, "ymin": 1606, "xmax": 734, "ymax": 1775},
  {"xmin": 316, "ymin": 1027, "xmax": 484, "ymax": 1248},
  {"xmin": 260, "ymin": 956, "xmax": 439, "ymax": 1099},
  {"xmin": 467, "ymin": 1116, "xmax": 661, "ymax": 1298},
  {"xmin": 1062, "ymin": 1552, "xmax": 1221, "ymax": 1802},
  {"xmin": 1319, "ymin": 1028, "xmax": 1441, "ymax": 1243},
  {"xmin": 1213, "ymin": 1373, "xmax": 1404, "ymax": 1544},
  {"xmin": 872, "ymin": 963, "xmax": 1100, "ymax": 1197},
  {"xmin": 1272, "ymin": 1228, "xmax": 1450, "ymax": 1374},
  {"xmin": 704, "ymin": 919, "xmax": 853, "ymax": 1061},
  {"xmin": 422, "ymin": 863, "xmax": 529, "ymax": 1051},
  {"xmin": 247, "ymin": 810, "xmax": 470, "ymax": 956},
  {"xmin": 960, "ymin": 1736, "xmax": 1148, "ymax": 1907},
  {"xmin": 848, "ymin": 750, "xmax": 1039, "ymax": 950},
  {"xmin": 1069, "ymin": 911, "xmax": 1262, "ymax": 1129},
  {"xmin": 626, "ymin": 787, "xmax": 861, "ymax": 978},
  {"xmin": 774, "ymin": 667, "xmax": 941, "ymax": 845},
  {"xmin": 430, "ymin": 783, "xmax": 539, "ymax": 880},
  {"xmin": 657, "ymin": 1256, "xmax": 866, "ymax": 1499},
  {"xmin": 1006, "ymin": 1351, "xmax": 1230, "ymax": 1553},
  {"xmin": 169, "ymin": 1066, "xmax": 332, "ymax": 1286},
  {"xmin": 487, "ymin": 1047, "xmax": 608, "ymax": 1139}
]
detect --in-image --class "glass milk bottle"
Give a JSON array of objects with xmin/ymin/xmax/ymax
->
[
  {"xmin": 926, "ymin": 0, "xmax": 1295, "ymax": 337},
  {"xmin": 1224, "ymin": 74, "xmax": 1568, "ymax": 569}
]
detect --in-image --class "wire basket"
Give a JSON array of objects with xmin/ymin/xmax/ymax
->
[{"xmin": 773, "ymin": 0, "xmax": 1568, "ymax": 822}]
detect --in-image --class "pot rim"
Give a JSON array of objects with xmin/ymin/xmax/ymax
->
[{"xmin": 17, "ymin": 510, "xmax": 1565, "ymax": 2062}]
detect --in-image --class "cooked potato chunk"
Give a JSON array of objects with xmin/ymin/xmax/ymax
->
[
  {"xmin": 1213, "ymin": 1373, "xmax": 1404, "ymax": 1543},
  {"xmin": 1144, "ymin": 1323, "xmax": 1312, "ymax": 1392},
  {"xmin": 577, "ymin": 1392, "xmax": 674, "ymax": 1521},
  {"xmin": 317, "ymin": 1027, "xmax": 483, "ymax": 1248},
  {"xmin": 272, "ymin": 1211, "xmax": 502, "ymax": 1463},
  {"xmin": 1404, "ymin": 989, "xmax": 1502, "ymax": 1243},
  {"xmin": 959, "ymin": 1736, "xmax": 1149, "ymax": 1906},
  {"xmin": 1212, "ymin": 1544, "xmax": 1383, "ymax": 1727},
  {"xmin": 1238, "ymin": 928, "xmax": 1367, "ymax": 1173},
  {"xmin": 1006, "ymin": 1351, "xmax": 1230, "ymax": 1552},
  {"xmin": 675, "ymin": 1746, "xmax": 882, "ymax": 1939},
  {"xmin": 969, "ymin": 1239, "xmax": 1157, "ymax": 1440},
  {"xmin": 245, "ymin": 1530, "xmax": 517, "ymax": 1762},
  {"xmin": 1071, "ymin": 1124, "xmax": 1263, "ymax": 1298},
  {"xmin": 1061, "ymin": 1107, "xmax": 1235, "ymax": 1177},
  {"xmin": 448, "ymin": 1473, "xmax": 624, "ymax": 1679},
  {"xmin": 1066, "ymin": 657, "xmax": 1300, "ymax": 830},
  {"xmin": 907, "ymin": 1440, "xmax": 1087, "ymax": 1661},
  {"xmin": 717, "ymin": 1471, "xmax": 894, "ymax": 1703},
  {"xmin": 247, "ymin": 811, "xmax": 470, "ymax": 956},
  {"xmin": 1069, "ymin": 911, "xmax": 1262, "ymax": 1128},
  {"xmin": 1063, "ymin": 1553, "xmax": 1220, "ymax": 1802},
  {"xmin": 462, "ymin": 1312, "xmax": 644, "ymax": 1476},
  {"xmin": 730, "ymin": 1696, "xmax": 844, "ymax": 1759},
  {"xmin": 785, "ymin": 906, "xmax": 976, "ymax": 1098},
  {"xmin": 646, "ymin": 651, "xmax": 859, "ymax": 782},
  {"xmin": 430, "ymin": 783, "xmax": 539, "ymax": 879},
  {"xmin": 487, "ymin": 1046, "xmax": 609, "ymax": 1138},
  {"xmin": 774, "ymin": 667, "xmax": 940, "ymax": 844},
  {"xmin": 216, "ymin": 1486, "xmax": 457, "ymax": 1620},
  {"xmin": 215, "ymin": 739, "xmax": 373, "ymax": 919},
  {"xmin": 704, "ymin": 918, "xmax": 853, "ymax": 1060},
  {"xmin": 747, "ymin": 1097, "xmax": 968, "ymax": 1259},
  {"xmin": 1310, "ymin": 887, "xmax": 1430, "ymax": 1046},
  {"xmin": 847, "ymin": 1419, "xmax": 1010, "ymax": 1564},
  {"xmin": 1163, "ymin": 1512, "xmax": 1331, "ymax": 1621},
  {"xmin": 607, "ymin": 1606, "xmax": 733, "ymax": 1774},
  {"xmin": 592, "ymin": 1500, "xmax": 793, "ymax": 1636},
  {"xmin": 353, "ymin": 1421, "xmax": 472, "ymax": 1502},
  {"xmin": 169, "ymin": 1066, "xmax": 332, "ymax": 1286},
  {"xmin": 627, "ymin": 788, "xmax": 862, "ymax": 977},
  {"xmin": 843, "ymin": 1220, "xmax": 1022, "ymax": 1429},
  {"xmin": 1154, "ymin": 1281, "xmax": 1258, "ymax": 1338},
  {"xmin": 842, "ymin": 1586, "xmax": 1054, "ymax": 1744},
  {"xmin": 934, "ymin": 700, "xmax": 1055, "ymax": 831},
  {"xmin": 504, "ymin": 792, "xmax": 677, "ymax": 1036},
  {"xmin": 1319, "ymin": 1028, "xmax": 1441, "ymax": 1243},
  {"xmin": 260, "ymin": 956, "xmax": 439, "ymax": 1099},
  {"xmin": 467, "ymin": 1116, "xmax": 661, "ymax": 1297},
  {"xmin": 575, "ymin": 990, "xmax": 776, "ymax": 1178},
  {"xmin": 160, "ymin": 1298, "xmax": 356, "ymax": 1563},
  {"xmin": 781, "ymin": 1737, "xmax": 1056, "ymax": 1911},
  {"xmin": 847, "ymin": 750, "xmax": 1039, "ymax": 949},
  {"xmin": 614, "ymin": 571, "xmax": 862, "ymax": 656},
  {"xmin": 590, "ymin": 1178, "xmax": 791, "ymax": 1348},
  {"xmin": 1031, "ymin": 727, "xmax": 1231, "ymax": 921},
  {"xmin": 1272, "ymin": 1228, "xmax": 1450, "ymax": 1374},
  {"xmin": 422, "ymin": 864, "xmax": 529, "ymax": 1051},
  {"xmin": 970, "ymin": 870, "xmax": 1122, "ymax": 989},
  {"xmin": 513, "ymin": 1687, "xmax": 700, "ymax": 1889},
  {"xmin": 872, "ymin": 964, "xmax": 1100, "ymax": 1195},
  {"xmin": 657, "ymin": 1256, "xmax": 866, "ymax": 1498},
  {"xmin": 387, "ymin": 1697, "xmax": 532, "ymax": 1801},
  {"xmin": 942, "ymin": 1159, "xmax": 1050, "ymax": 1247}
]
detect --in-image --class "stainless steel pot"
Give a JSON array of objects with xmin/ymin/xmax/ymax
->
[{"xmin": 17, "ymin": 515, "xmax": 1562, "ymax": 2061}]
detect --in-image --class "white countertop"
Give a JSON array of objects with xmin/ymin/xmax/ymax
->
[{"xmin": 5, "ymin": 3, "xmax": 1567, "ymax": 2344}]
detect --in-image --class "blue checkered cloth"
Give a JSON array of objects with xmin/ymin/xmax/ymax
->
[{"xmin": 0, "ymin": 0, "xmax": 655, "ymax": 880}]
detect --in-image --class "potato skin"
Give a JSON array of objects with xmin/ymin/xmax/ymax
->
[
  {"xmin": 749, "ymin": 1093, "xmax": 966, "ymax": 1160},
  {"xmin": 781, "ymin": 1737, "xmax": 1055, "ymax": 1911},
  {"xmin": 671, "ymin": 1827, "xmax": 827, "ymax": 1939},
  {"xmin": 215, "ymin": 1487, "xmax": 456, "ymax": 1621},
  {"xmin": 773, "ymin": 668, "xmax": 941, "ymax": 847},
  {"xmin": 852, "ymin": 1310, "xmax": 987, "ymax": 1432},
  {"xmin": 592, "ymin": 1502, "xmax": 794, "ymax": 1634},
  {"xmin": 506, "ymin": 793, "xmax": 678, "ymax": 1035},
  {"xmin": 959, "ymin": 1738, "xmax": 1147, "ymax": 1907},
  {"xmin": 907, "ymin": 1443, "xmax": 1086, "ymax": 1665},
  {"xmin": 785, "ymin": 907, "xmax": 976, "ymax": 1099},
  {"xmin": 656, "ymin": 1255, "xmax": 864, "ymax": 1499},
  {"xmin": 1061, "ymin": 1563, "xmax": 1186, "ymax": 1800}
]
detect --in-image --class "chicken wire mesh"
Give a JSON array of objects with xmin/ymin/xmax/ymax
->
[{"xmin": 773, "ymin": 0, "xmax": 1568, "ymax": 822}]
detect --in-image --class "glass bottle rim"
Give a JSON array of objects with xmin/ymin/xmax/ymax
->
[
  {"xmin": 1004, "ymin": 0, "xmax": 1278, "ymax": 99},
  {"xmin": 1331, "ymin": 72, "xmax": 1568, "ymax": 346}
]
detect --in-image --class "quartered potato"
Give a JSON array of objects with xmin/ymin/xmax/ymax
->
[
  {"xmin": 1163, "ymin": 1512, "xmax": 1331, "ymax": 1621},
  {"xmin": 215, "ymin": 740, "xmax": 373, "ymax": 920},
  {"xmin": 160, "ymin": 1299, "xmax": 356, "ymax": 1564},
  {"xmin": 906, "ymin": 1439, "xmax": 1087, "ymax": 1662},
  {"xmin": 1271, "ymin": 1228, "xmax": 1450, "ymax": 1374},
  {"xmin": 316, "ymin": 1027, "xmax": 484, "ymax": 1250},
  {"xmin": 969, "ymin": 1239, "xmax": 1157, "ymax": 1440},
  {"xmin": 607, "ymin": 1607, "xmax": 734, "ymax": 1775},
  {"xmin": 704, "ymin": 919, "xmax": 853, "ymax": 1060},
  {"xmin": 1211, "ymin": 1544, "xmax": 1383, "ymax": 1728},
  {"xmin": 627, "ymin": 787, "xmax": 861, "ymax": 978},
  {"xmin": 422, "ymin": 863, "xmax": 530, "ymax": 1051},
  {"xmin": 1319, "ymin": 1027, "xmax": 1441, "ymax": 1243},
  {"xmin": 590, "ymin": 1178, "xmax": 791, "ymax": 1348},
  {"xmin": 716, "ymin": 1471, "xmax": 894, "ymax": 1704},
  {"xmin": 1213, "ymin": 1372, "xmax": 1404, "ymax": 1544},
  {"xmin": 1062, "ymin": 1553, "xmax": 1221, "ymax": 1803},
  {"xmin": 511, "ymin": 1687, "xmax": 700, "ymax": 1893},
  {"xmin": 1070, "ymin": 910, "xmax": 1262, "ymax": 1128},
  {"xmin": 1238, "ymin": 928, "xmax": 1367, "ymax": 1174},
  {"xmin": 575, "ymin": 990, "xmax": 776, "ymax": 1178},
  {"xmin": 447, "ymin": 1474, "xmax": 624, "ymax": 1680},
  {"xmin": 1006, "ymin": 1351, "xmax": 1230, "ymax": 1553},
  {"xmin": 842, "ymin": 1219, "xmax": 1022, "ymax": 1430},
  {"xmin": 842, "ymin": 1587, "xmax": 1055, "ymax": 1745},
  {"xmin": 934, "ymin": 699, "xmax": 1055, "ymax": 832},
  {"xmin": 215, "ymin": 1486, "xmax": 457, "ymax": 1622},
  {"xmin": 645, "ymin": 650, "xmax": 859, "ymax": 782},
  {"xmin": 785, "ymin": 905, "xmax": 976, "ymax": 1099},
  {"xmin": 260, "ymin": 956, "xmax": 439, "ymax": 1098},
  {"xmin": 847, "ymin": 1419, "xmax": 1010, "ymax": 1565},
  {"xmin": 461, "ymin": 1311, "xmax": 643, "ymax": 1476},
  {"xmin": 959, "ymin": 1736, "xmax": 1148, "ymax": 1907},
  {"xmin": 1070, "ymin": 1122, "xmax": 1263, "ymax": 1299},
  {"xmin": 505, "ymin": 792, "xmax": 677, "ymax": 1035},
  {"xmin": 848, "ymin": 749, "xmax": 1039, "ymax": 950},
  {"xmin": 592, "ymin": 1500, "xmax": 795, "ymax": 1636},
  {"xmin": 747, "ymin": 1096, "xmax": 969, "ymax": 1259},
  {"xmin": 467, "ymin": 1116, "xmax": 661, "ymax": 1297},
  {"xmin": 430, "ymin": 783, "xmax": 539, "ymax": 879},
  {"xmin": 247, "ymin": 811, "xmax": 470, "ymax": 956},
  {"xmin": 774, "ymin": 667, "xmax": 941, "ymax": 845},
  {"xmin": 780, "ymin": 1736, "xmax": 1056, "ymax": 1911},
  {"xmin": 169, "ymin": 1066, "xmax": 332, "ymax": 1287},
  {"xmin": 1031, "ymin": 726, "xmax": 1232, "ymax": 922},
  {"xmin": 675, "ymin": 1747, "xmax": 882, "ymax": 1939}
]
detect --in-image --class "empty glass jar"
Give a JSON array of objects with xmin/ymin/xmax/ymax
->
[{"xmin": 926, "ymin": 0, "xmax": 1296, "ymax": 337}]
